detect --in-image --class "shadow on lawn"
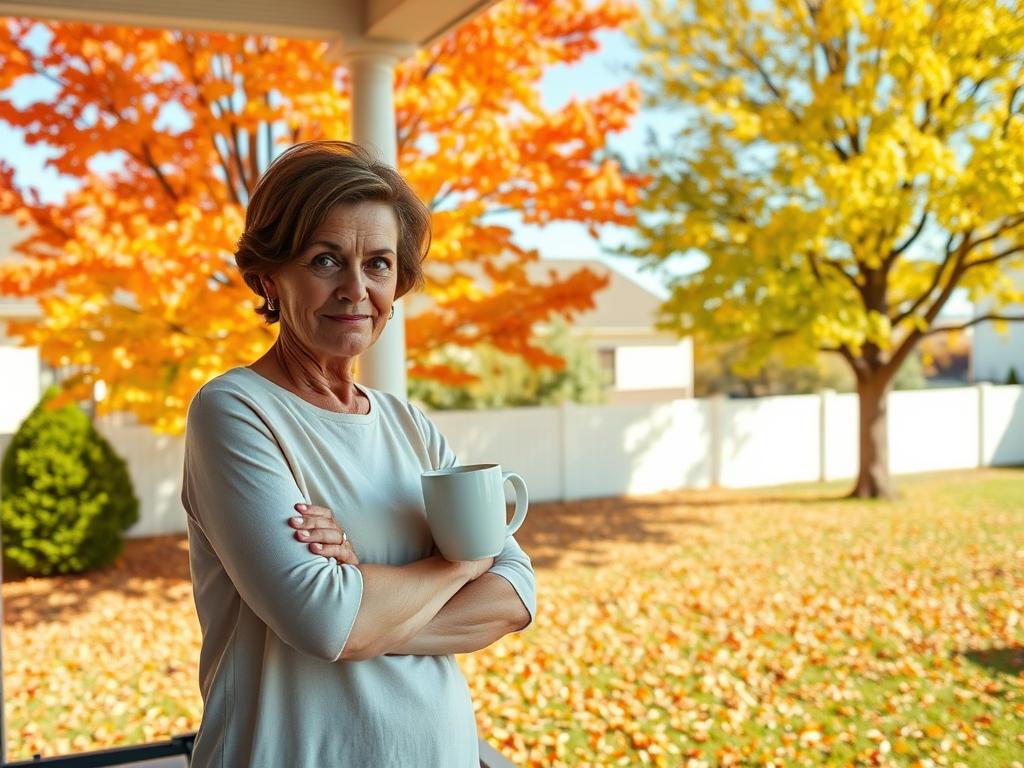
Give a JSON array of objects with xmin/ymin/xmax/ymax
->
[
  {"xmin": 517, "ymin": 489, "xmax": 849, "ymax": 569},
  {"xmin": 2, "ymin": 535, "xmax": 190, "ymax": 626},
  {"xmin": 962, "ymin": 646, "xmax": 1024, "ymax": 677}
]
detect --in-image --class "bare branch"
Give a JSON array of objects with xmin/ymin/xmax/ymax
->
[
  {"xmin": 891, "ymin": 230, "xmax": 965, "ymax": 327},
  {"xmin": 734, "ymin": 45, "xmax": 803, "ymax": 125},
  {"xmin": 963, "ymin": 244, "xmax": 1024, "ymax": 272},
  {"xmin": 923, "ymin": 313, "xmax": 1024, "ymax": 337},
  {"xmin": 961, "ymin": 213, "xmax": 1024, "ymax": 254},
  {"xmin": 820, "ymin": 257, "xmax": 861, "ymax": 294},
  {"xmin": 888, "ymin": 210, "xmax": 929, "ymax": 260},
  {"xmin": 137, "ymin": 142, "xmax": 179, "ymax": 202},
  {"xmin": 805, "ymin": 249, "xmax": 823, "ymax": 284},
  {"xmin": 176, "ymin": 34, "xmax": 242, "ymax": 205},
  {"xmin": 920, "ymin": 236, "xmax": 972, "ymax": 325}
]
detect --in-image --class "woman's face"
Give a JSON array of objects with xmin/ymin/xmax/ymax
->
[{"xmin": 265, "ymin": 200, "xmax": 400, "ymax": 362}]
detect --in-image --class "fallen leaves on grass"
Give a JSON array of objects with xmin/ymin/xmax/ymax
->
[{"xmin": 4, "ymin": 469, "xmax": 1024, "ymax": 766}]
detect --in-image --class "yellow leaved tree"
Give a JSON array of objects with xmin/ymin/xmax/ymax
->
[{"xmin": 630, "ymin": 0, "xmax": 1024, "ymax": 497}]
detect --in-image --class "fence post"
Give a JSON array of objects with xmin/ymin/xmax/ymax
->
[
  {"xmin": 977, "ymin": 382, "xmax": 991, "ymax": 468},
  {"xmin": 709, "ymin": 394, "xmax": 725, "ymax": 487}
]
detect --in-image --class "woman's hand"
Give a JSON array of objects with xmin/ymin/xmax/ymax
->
[
  {"xmin": 289, "ymin": 503, "xmax": 360, "ymax": 565},
  {"xmin": 455, "ymin": 556, "xmax": 495, "ymax": 581}
]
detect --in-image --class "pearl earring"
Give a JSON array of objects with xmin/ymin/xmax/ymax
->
[{"xmin": 267, "ymin": 297, "xmax": 276, "ymax": 312}]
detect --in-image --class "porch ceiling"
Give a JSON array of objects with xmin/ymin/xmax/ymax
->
[{"xmin": 0, "ymin": 0, "xmax": 496, "ymax": 47}]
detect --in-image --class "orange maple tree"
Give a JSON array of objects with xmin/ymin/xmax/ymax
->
[{"xmin": 0, "ymin": 1, "xmax": 641, "ymax": 431}]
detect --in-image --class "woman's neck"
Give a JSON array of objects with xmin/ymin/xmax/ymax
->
[{"xmin": 249, "ymin": 338, "xmax": 368, "ymax": 415}]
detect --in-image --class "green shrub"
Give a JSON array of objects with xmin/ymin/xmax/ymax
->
[{"xmin": 1, "ymin": 389, "xmax": 139, "ymax": 576}]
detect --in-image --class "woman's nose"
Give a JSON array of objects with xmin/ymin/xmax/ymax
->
[{"xmin": 334, "ymin": 267, "xmax": 367, "ymax": 304}]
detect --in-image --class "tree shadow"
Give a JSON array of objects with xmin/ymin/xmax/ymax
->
[
  {"xmin": 961, "ymin": 646, "xmax": 1024, "ymax": 678},
  {"xmin": 2, "ymin": 535, "xmax": 190, "ymax": 627},
  {"xmin": 514, "ymin": 487, "xmax": 854, "ymax": 570}
]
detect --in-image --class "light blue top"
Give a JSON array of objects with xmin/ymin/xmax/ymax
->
[{"xmin": 181, "ymin": 367, "xmax": 536, "ymax": 768}]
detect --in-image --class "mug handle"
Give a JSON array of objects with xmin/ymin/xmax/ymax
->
[{"xmin": 502, "ymin": 472, "xmax": 529, "ymax": 536}]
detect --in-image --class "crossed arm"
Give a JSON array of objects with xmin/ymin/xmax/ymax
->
[
  {"xmin": 184, "ymin": 388, "xmax": 533, "ymax": 666},
  {"xmin": 289, "ymin": 503, "xmax": 532, "ymax": 660}
]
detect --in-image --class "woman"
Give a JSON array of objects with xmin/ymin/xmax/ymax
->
[{"xmin": 181, "ymin": 141, "xmax": 535, "ymax": 768}]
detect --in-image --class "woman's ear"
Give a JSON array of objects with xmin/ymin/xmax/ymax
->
[{"xmin": 260, "ymin": 276, "xmax": 277, "ymax": 300}]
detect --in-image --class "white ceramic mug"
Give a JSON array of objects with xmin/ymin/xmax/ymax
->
[{"xmin": 420, "ymin": 463, "xmax": 529, "ymax": 561}]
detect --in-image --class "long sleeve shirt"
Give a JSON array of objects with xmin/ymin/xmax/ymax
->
[{"xmin": 181, "ymin": 367, "xmax": 536, "ymax": 768}]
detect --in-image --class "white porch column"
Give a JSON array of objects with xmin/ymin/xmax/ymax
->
[{"xmin": 345, "ymin": 50, "xmax": 407, "ymax": 397}]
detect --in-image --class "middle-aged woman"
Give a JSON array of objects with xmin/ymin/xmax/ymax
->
[{"xmin": 181, "ymin": 140, "xmax": 536, "ymax": 768}]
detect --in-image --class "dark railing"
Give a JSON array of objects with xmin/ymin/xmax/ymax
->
[
  {"xmin": 3, "ymin": 734, "xmax": 515, "ymax": 768},
  {"xmin": 3, "ymin": 734, "xmax": 195, "ymax": 768}
]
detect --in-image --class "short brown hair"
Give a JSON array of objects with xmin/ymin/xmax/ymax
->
[{"xmin": 235, "ymin": 141, "xmax": 431, "ymax": 323}]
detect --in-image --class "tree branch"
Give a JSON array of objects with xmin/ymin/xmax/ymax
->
[
  {"xmin": 734, "ymin": 45, "xmax": 803, "ymax": 125},
  {"xmin": 137, "ymin": 142, "xmax": 179, "ymax": 202},
  {"xmin": 888, "ymin": 209, "xmax": 929, "ymax": 260},
  {"xmin": 176, "ymin": 35, "xmax": 242, "ymax": 205},
  {"xmin": 820, "ymin": 257, "xmax": 862, "ymax": 294},
  {"xmin": 805, "ymin": 249, "xmax": 823, "ymax": 285},
  {"xmin": 963, "ymin": 244, "xmax": 1024, "ymax": 272},
  {"xmin": 961, "ymin": 213, "xmax": 1024, "ymax": 254},
  {"xmin": 923, "ymin": 313, "xmax": 1024, "ymax": 337},
  {"xmin": 891, "ymin": 230, "xmax": 965, "ymax": 327}
]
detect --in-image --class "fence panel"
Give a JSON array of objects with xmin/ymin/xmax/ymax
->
[
  {"xmin": 3, "ymin": 385, "xmax": 1021, "ymax": 538},
  {"xmin": 96, "ymin": 421, "xmax": 187, "ymax": 538},
  {"xmin": 822, "ymin": 391, "xmax": 859, "ymax": 481},
  {"xmin": 430, "ymin": 407, "xmax": 564, "ymax": 503},
  {"xmin": 980, "ymin": 385, "xmax": 1024, "ymax": 466},
  {"xmin": 564, "ymin": 399, "xmax": 712, "ymax": 499},
  {"xmin": 719, "ymin": 395, "xmax": 822, "ymax": 488},
  {"xmin": 888, "ymin": 389, "xmax": 980, "ymax": 474}
]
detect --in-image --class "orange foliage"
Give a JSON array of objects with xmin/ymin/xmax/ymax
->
[{"xmin": 0, "ymin": 1, "xmax": 641, "ymax": 431}]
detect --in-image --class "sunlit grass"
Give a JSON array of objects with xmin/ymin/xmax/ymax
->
[
  {"xmin": 4, "ymin": 469, "xmax": 1024, "ymax": 766},
  {"xmin": 465, "ymin": 469, "xmax": 1024, "ymax": 766}
]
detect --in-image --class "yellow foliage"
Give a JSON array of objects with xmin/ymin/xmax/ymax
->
[{"xmin": 629, "ymin": 0, "xmax": 1024, "ymax": 381}]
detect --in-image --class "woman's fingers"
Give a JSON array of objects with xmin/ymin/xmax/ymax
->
[
  {"xmin": 293, "ymin": 502, "xmax": 333, "ymax": 519},
  {"xmin": 289, "ymin": 502, "xmax": 359, "ymax": 565},
  {"xmin": 311, "ymin": 541, "xmax": 360, "ymax": 566}
]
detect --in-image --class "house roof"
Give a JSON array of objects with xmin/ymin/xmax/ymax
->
[
  {"xmin": 527, "ymin": 258, "xmax": 666, "ymax": 332},
  {"xmin": 0, "ymin": 0, "xmax": 498, "ymax": 48}
]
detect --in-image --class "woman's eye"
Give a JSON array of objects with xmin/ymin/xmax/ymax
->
[
  {"xmin": 368, "ymin": 256, "xmax": 392, "ymax": 271},
  {"xmin": 312, "ymin": 254, "xmax": 337, "ymax": 268}
]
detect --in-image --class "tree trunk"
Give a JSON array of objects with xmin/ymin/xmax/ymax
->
[{"xmin": 851, "ymin": 376, "xmax": 895, "ymax": 499}]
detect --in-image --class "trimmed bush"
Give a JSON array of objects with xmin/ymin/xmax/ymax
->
[{"xmin": 1, "ymin": 389, "xmax": 139, "ymax": 576}]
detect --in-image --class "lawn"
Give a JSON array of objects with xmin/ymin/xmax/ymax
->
[{"xmin": 4, "ymin": 468, "xmax": 1024, "ymax": 766}]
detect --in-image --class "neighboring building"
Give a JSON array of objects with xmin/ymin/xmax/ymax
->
[
  {"xmin": 919, "ymin": 316, "xmax": 974, "ymax": 388},
  {"xmin": 972, "ymin": 299, "xmax": 1024, "ymax": 384},
  {"xmin": 405, "ymin": 256, "xmax": 693, "ymax": 404},
  {"xmin": 524, "ymin": 258, "xmax": 693, "ymax": 403}
]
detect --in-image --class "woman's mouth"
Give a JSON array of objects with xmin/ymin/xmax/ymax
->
[{"xmin": 325, "ymin": 314, "xmax": 369, "ymax": 324}]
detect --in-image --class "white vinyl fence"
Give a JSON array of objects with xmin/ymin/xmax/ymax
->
[{"xmin": 1, "ymin": 384, "xmax": 1022, "ymax": 538}]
